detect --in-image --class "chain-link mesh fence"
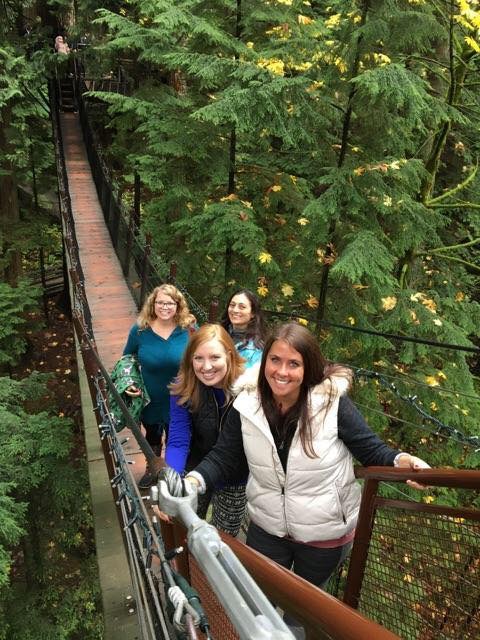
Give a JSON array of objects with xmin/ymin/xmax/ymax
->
[{"xmin": 357, "ymin": 503, "xmax": 479, "ymax": 639}]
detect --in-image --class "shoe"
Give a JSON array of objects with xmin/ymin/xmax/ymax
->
[
  {"xmin": 138, "ymin": 469, "xmax": 155, "ymax": 489},
  {"xmin": 138, "ymin": 445, "xmax": 162, "ymax": 489}
]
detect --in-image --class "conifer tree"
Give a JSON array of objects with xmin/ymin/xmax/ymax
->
[{"xmin": 89, "ymin": 0, "xmax": 479, "ymax": 466}]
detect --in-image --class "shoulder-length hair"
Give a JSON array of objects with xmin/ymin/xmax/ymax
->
[
  {"xmin": 258, "ymin": 322, "xmax": 352, "ymax": 458},
  {"xmin": 220, "ymin": 288, "xmax": 267, "ymax": 349},
  {"xmin": 170, "ymin": 324, "xmax": 245, "ymax": 412},
  {"xmin": 137, "ymin": 284, "xmax": 192, "ymax": 329}
]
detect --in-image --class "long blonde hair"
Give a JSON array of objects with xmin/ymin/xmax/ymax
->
[
  {"xmin": 170, "ymin": 324, "xmax": 245, "ymax": 411},
  {"xmin": 137, "ymin": 284, "xmax": 192, "ymax": 329}
]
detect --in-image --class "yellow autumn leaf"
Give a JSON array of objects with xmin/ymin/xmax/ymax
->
[
  {"xmin": 298, "ymin": 14, "xmax": 313, "ymax": 25},
  {"xmin": 410, "ymin": 292, "xmax": 425, "ymax": 302},
  {"xmin": 220, "ymin": 193, "xmax": 238, "ymax": 202},
  {"xmin": 455, "ymin": 291, "xmax": 465, "ymax": 302},
  {"xmin": 437, "ymin": 371, "xmax": 447, "ymax": 380},
  {"xmin": 257, "ymin": 58, "xmax": 284, "ymax": 75},
  {"xmin": 425, "ymin": 376, "xmax": 440, "ymax": 387},
  {"xmin": 246, "ymin": 41, "xmax": 254, "ymax": 49},
  {"xmin": 403, "ymin": 574, "xmax": 413, "ymax": 583},
  {"xmin": 281, "ymin": 283, "xmax": 294, "ymax": 297},
  {"xmin": 297, "ymin": 217, "xmax": 309, "ymax": 225},
  {"xmin": 258, "ymin": 252, "xmax": 272, "ymax": 264},
  {"xmin": 325, "ymin": 13, "xmax": 341, "ymax": 28},
  {"xmin": 421, "ymin": 297, "xmax": 437, "ymax": 312},
  {"xmin": 430, "ymin": 402, "xmax": 438, "ymax": 412},
  {"xmin": 257, "ymin": 285, "xmax": 269, "ymax": 297},
  {"xmin": 381, "ymin": 296, "xmax": 397, "ymax": 311},
  {"xmin": 271, "ymin": 184, "xmax": 282, "ymax": 192},
  {"xmin": 306, "ymin": 295, "xmax": 319, "ymax": 309},
  {"xmin": 433, "ymin": 318, "xmax": 442, "ymax": 326},
  {"xmin": 347, "ymin": 316, "xmax": 355, "ymax": 325},
  {"xmin": 465, "ymin": 36, "xmax": 480, "ymax": 53},
  {"xmin": 297, "ymin": 318, "xmax": 309, "ymax": 326},
  {"xmin": 423, "ymin": 496, "xmax": 435, "ymax": 504}
]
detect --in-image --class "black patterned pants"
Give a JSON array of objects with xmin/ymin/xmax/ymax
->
[{"xmin": 196, "ymin": 484, "xmax": 247, "ymax": 537}]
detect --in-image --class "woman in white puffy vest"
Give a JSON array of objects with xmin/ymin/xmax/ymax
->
[{"xmin": 186, "ymin": 322, "xmax": 429, "ymax": 604}]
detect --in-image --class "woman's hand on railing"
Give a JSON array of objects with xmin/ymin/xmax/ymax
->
[{"xmin": 394, "ymin": 453, "xmax": 431, "ymax": 490}]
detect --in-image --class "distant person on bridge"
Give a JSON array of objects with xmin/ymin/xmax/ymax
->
[
  {"xmin": 165, "ymin": 324, "xmax": 248, "ymax": 535},
  {"xmin": 220, "ymin": 288, "xmax": 266, "ymax": 368},
  {"xmin": 54, "ymin": 35, "xmax": 70, "ymax": 55},
  {"xmin": 181, "ymin": 322, "xmax": 429, "ymax": 635},
  {"xmin": 123, "ymin": 284, "xmax": 192, "ymax": 488}
]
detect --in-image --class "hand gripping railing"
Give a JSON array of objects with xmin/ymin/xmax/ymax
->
[{"xmin": 151, "ymin": 471, "xmax": 295, "ymax": 640}]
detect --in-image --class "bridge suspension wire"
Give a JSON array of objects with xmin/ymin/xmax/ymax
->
[
  {"xmin": 350, "ymin": 363, "xmax": 480, "ymax": 402},
  {"xmin": 351, "ymin": 368, "xmax": 479, "ymax": 450}
]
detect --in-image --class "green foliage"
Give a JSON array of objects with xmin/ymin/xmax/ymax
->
[
  {"xmin": 0, "ymin": 373, "xmax": 103, "ymax": 639},
  {"xmin": 0, "ymin": 280, "xmax": 41, "ymax": 366}
]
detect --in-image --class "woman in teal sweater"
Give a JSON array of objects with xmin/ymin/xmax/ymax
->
[{"xmin": 123, "ymin": 283, "xmax": 192, "ymax": 487}]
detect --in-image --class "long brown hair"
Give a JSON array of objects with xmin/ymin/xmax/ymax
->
[
  {"xmin": 258, "ymin": 322, "xmax": 351, "ymax": 458},
  {"xmin": 170, "ymin": 324, "xmax": 245, "ymax": 411}
]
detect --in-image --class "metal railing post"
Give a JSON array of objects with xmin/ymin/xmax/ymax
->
[{"xmin": 342, "ymin": 477, "xmax": 380, "ymax": 609}]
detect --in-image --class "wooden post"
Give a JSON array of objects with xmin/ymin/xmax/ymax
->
[
  {"xmin": 140, "ymin": 233, "xmax": 152, "ymax": 306},
  {"xmin": 123, "ymin": 211, "xmax": 134, "ymax": 277},
  {"xmin": 208, "ymin": 298, "xmax": 219, "ymax": 322},
  {"xmin": 133, "ymin": 171, "xmax": 141, "ymax": 231},
  {"xmin": 169, "ymin": 261, "xmax": 177, "ymax": 283}
]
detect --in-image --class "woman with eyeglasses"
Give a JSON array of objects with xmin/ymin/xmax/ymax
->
[
  {"xmin": 123, "ymin": 284, "xmax": 192, "ymax": 487},
  {"xmin": 220, "ymin": 288, "xmax": 267, "ymax": 368}
]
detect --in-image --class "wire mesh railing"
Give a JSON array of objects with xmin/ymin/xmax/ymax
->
[{"xmin": 343, "ymin": 467, "xmax": 480, "ymax": 640}]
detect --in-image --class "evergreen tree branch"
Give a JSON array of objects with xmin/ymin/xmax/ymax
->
[
  {"xmin": 419, "ymin": 252, "xmax": 480, "ymax": 272},
  {"xmin": 426, "ymin": 160, "xmax": 478, "ymax": 205},
  {"xmin": 426, "ymin": 237, "xmax": 480, "ymax": 253},
  {"xmin": 426, "ymin": 202, "xmax": 480, "ymax": 209}
]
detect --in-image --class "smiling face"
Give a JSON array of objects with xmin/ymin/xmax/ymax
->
[
  {"xmin": 192, "ymin": 338, "xmax": 230, "ymax": 388},
  {"xmin": 228, "ymin": 293, "xmax": 254, "ymax": 331},
  {"xmin": 154, "ymin": 293, "xmax": 177, "ymax": 322},
  {"xmin": 264, "ymin": 339, "xmax": 305, "ymax": 410}
]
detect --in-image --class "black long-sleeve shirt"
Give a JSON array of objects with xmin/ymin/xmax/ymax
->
[{"xmin": 194, "ymin": 396, "xmax": 398, "ymax": 490}]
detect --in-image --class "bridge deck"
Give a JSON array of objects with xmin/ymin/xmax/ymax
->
[
  {"xmin": 59, "ymin": 111, "xmax": 150, "ymax": 638},
  {"xmin": 60, "ymin": 114, "xmax": 145, "ymax": 479}
]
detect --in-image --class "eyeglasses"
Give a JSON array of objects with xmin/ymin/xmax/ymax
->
[{"xmin": 155, "ymin": 301, "xmax": 177, "ymax": 309}]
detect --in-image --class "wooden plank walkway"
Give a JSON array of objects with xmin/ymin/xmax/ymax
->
[
  {"xmin": 60, "ymin": 111, "xmax": 145, "ymax": 473},
  {"xmin": 59, "ymin": 111, "xmax": 153, "ymax": 637}
]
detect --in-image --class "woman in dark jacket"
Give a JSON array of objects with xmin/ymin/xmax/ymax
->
[{"xmin": 165, "ymin": 324, "xmax": 247, "ymax": 535}]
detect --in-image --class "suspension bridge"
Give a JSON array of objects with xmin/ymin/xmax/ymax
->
[{"xmin": 49, "ymin": 68, "xmax": 480, "ymax": 640}]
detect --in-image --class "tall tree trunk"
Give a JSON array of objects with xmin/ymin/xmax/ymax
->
[
  {"xmin": 315, "ymin": 0, "xmax": 370, "ymax": 329},
  {"xmin": 0, "ymin": 105, "xmax": 22, "ymax": 285}
]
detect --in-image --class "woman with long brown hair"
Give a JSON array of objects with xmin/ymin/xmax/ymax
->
[{"xmin": 184, "ymin": 322, "xmax": 429, "ymax": 635}]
